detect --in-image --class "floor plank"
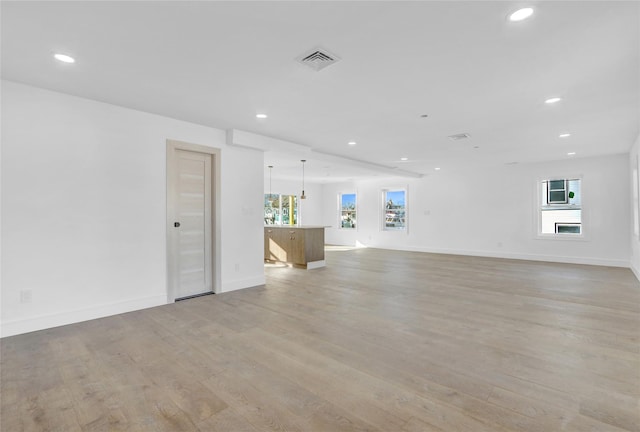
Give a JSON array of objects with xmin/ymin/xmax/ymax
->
[{"xmin": 2, "ymin": 248, "xmax": 639, "ymax": 431}]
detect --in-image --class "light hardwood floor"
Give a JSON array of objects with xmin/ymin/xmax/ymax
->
[{"xmin": 2, "ymin": 248, "xmax": 639, "ymax": 431}]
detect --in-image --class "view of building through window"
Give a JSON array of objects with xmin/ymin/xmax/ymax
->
[
  {"xmin": 340, "ymin": 193, "xmax": 356, "ymax": 229},
  {"xmin": 540, "ymin": 179, "xmax": 581, "ymax": 234},
  {"xmin": 384, "ymin": 189, "xmax": 406, "ymax": 230},
  {"xmin": 264, "ymin": 194, "xmax": 297, "ymax": 225}
]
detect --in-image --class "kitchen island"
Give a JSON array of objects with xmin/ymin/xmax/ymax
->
[{"xmin": 264, "ymin": 226, "xmax": 325, "ymax": 269}]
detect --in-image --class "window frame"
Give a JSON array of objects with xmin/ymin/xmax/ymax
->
[
  {"xmin": 555, "ymin": 223, "xmax": 581, "ymax": 234},
  {"xmin": 547, "ymin": 179, "xmax": 568, "ymax": 204},
  {"xmin": 338, "ymin": 192, "xmax": 357, "ymax": 230},
  {"xmin": 381, "ymin": 187, "xmax": 408, "ymax": 232},
  {"xmin": 536, "ymin": 175, "xmax": 586, "ymax": 241}
]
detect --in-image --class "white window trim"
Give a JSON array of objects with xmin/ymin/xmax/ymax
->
[
  {"xmin": 547, "ymin": 179, "xmax": 568, "ymax": 204},
  {"xmin": 338, "ymin": 192, "xmax": 358, "ymax": 230},
  {"xmin": 535, "ymin": 175, "xmax": 588, "ymax": 241},
  {"xmin": 381, "ymin": 186, "xmax": 408, "ymax": 233}
]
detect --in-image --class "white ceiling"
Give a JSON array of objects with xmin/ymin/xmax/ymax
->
[{"xmin": 2, "ymin": 1, "xmax": 638, "ymax": 183}]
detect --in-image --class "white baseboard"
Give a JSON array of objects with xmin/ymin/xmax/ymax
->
[
  {"xmin": 372, "ymin": 244, "xmax": 630, "ymax": 268},
  {"xmin": 0, "ymin": 294, "xmax": 167, "ymax": 338},
  {"xmin": 220, "ymin": 275, "xmax": 265, "ymax": 293},
  {"xmin": 2, "ymin": 275, "xmax": 268, "ymax": 337}
]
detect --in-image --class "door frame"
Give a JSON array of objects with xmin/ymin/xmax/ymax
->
[{"xmin": 166, "ymin": 139, "xmax": 221, "ymax": 302}]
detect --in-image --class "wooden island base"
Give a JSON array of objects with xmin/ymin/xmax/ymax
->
[{"xmin": 264, "ymin": 226, "xmax": 325, "ymax": 269}]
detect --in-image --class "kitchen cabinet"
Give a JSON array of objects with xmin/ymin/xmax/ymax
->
[{"xmin": 264, "ymin": 226, "xmax": 325, "ymax": 269}]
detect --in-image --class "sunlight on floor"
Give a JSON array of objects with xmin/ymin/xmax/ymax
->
[
  {"xmin": 264, "ymin": 262, "xmax": 289, "ymax": 268},
  {"xmin": 324, "ymin": 244, "xmax": 364, "ymax": 252}
]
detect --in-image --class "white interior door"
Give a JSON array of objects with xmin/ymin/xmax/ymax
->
[{"xmin": 171, "ymin": 149, "xmax": 212, "ymax": 299}]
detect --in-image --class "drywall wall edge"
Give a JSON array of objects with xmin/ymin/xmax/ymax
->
[
  {"xmin": 631, "ymin": 261, "xmax": 640, "ymax": 283},
  {"xmin": 220, "ymin": 276, "xmax": 266, "ymax": 293}
]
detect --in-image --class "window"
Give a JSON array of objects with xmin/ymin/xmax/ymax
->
[
  {"xmin": 340, "ymin": 193, "xmax": 356, "ymax": 229},
  {"xmin": 264, "ymin": 194, "xmax": 280, "ymax": 225},
  {"xmin": 555, "ymin": 223, "xmax": 581, "ymax": 234},
  {"xmin": 383, "ymin": 189, "xmax": 406, "ymax": 230},
  {"xmin": 264, "ymin": 194, "xmax": 297, "ymax": 225},
  {"xmin": 281, "ymin": 195, "xmax": 298, "ymax": 226},
  {"xmin": 548, "ymin": 180, "xmax": 568, "ymax": 204},
  {"xmin": 540, "ymin": 178, "xmax": 581, "ymax": 236}
]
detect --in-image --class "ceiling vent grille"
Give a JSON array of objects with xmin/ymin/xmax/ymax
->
[
  {"xmin": 296, "ymin": 48, "xmax": 340, "ymax": 71},
  {"xmin": 448, "ymin": 133, "xmax": 471, "ymax": 141}
]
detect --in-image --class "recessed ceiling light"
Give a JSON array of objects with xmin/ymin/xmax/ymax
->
[
  {"xmin": 567, "ymin": 152, "xmax": 576, "ymax": 156},
  {"xmin": 559, "ymin": 133, "xmax": 571, "ymax": 138},
  {"xmin": 54, "ymin": 53, "xmax": 75, "ymax": 63},
  {"xmin": 256, "ymin": 113, "xmax": 268, "ymax": 119},
  {"xmin": 400, "ymin": 157, "xmax": 408, "ymax": 161},
  {"xmin": 509, "ymin": 7, "xmax": 534, "ymax": 22},
  {"xmin": 348, "ymin": 141, "xmax": 357, "ymax": 146},
  {"xmin": 545, "ymin": 97, "xmax": 562, "ymax": 104},
  {"xmin": 420, "ymin": 114, "xmax": 429, "ymax": 118},
  {"xmin": 448, "ymin": 133, "xmax": 470, "ymax": 141},
  {"xmin": 434, "ymin": 167, "xmax": 441, "ymax": 171}
]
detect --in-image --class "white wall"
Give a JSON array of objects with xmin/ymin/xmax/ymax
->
[
  {"xmin": 323, "ymin": 154, "xmax": 630, "ymax": 267},
  {"xmin": 1, "ymin": 81, "xmax": 265, "ymax": 337},
  {"xmin": 263, "ymin": 178, "xmax": 324, "ymax": 226},
  {"xmin": 630, "ymin": 134, "xmax": 640, "ymax": 280}
]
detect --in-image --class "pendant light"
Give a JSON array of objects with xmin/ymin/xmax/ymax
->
[
  {"xmin": 268, "ymin": 165, "xmax": 273, "ymax": 198},
  {"xmin": 300, "ymin": 160, "xmax": 307, "ymax": 199}
]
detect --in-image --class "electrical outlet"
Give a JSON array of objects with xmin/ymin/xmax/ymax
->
[{"xmin": 235, "ymin": 263, "xmax": 240, "ymax": 272}]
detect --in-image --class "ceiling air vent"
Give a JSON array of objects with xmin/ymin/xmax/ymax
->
[
  {"xmin": 448, "ymin": 133, "xmax": 471, "ymax": 141},
  {"xmin": 296, "ymin": 48, "xmax": 340, "ymax": 71}
]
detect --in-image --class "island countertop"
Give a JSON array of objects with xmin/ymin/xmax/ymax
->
[{"xmin": 264, "ymin": 225, "xmax": 328, "ymax": 229}]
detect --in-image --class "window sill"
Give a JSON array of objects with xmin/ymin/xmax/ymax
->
[
  {"xmin": 535, "ymin": 234, "xmax": 588, "ymax": 242},
  {"xmin": 541, "ymin": 205, "xmax": 581, "ymax": 211}
]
